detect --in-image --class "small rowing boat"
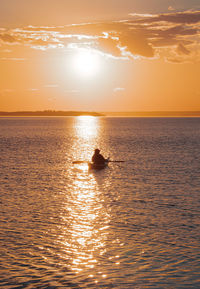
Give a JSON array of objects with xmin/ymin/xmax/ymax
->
[{"xmin": 88, "ymin": 161, "xmax": 108, "ymax": 170}]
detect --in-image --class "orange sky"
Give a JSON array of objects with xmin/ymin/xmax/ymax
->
[{"xmin": 0, "ymin": 0, "xmax": 200, "ymax": 111}]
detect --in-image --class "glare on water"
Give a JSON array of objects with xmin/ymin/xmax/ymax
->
[
  {"xmin": 74, "ymin": 116, "xmax": 99, "ymax": 140},
  {"xmin": 60, "ymin": 173, "xmax": 110, "ymax": 274},
  {"xmin": 58, "ymin": 116, "xmax": 113, "ymax": 281},
  {"xmin": 71, "ymin": 116, "xmax": 100, "ymax": 162}
]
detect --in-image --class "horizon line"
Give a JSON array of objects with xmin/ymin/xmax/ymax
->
[{"xmin": 1, "ymin": 110, "xmax": 200, "ymax": 117}]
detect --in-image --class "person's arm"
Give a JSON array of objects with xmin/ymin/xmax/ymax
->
[{"xmin": 99, "ymin": 154, "xmax": 106, "ymax": 162}]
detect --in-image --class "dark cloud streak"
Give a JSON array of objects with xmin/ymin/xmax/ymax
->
[
  {"xmin": 0, "ymin": 33, "xmax": 17, "ymax": 43},
  {"xmin": 131, "ymin": 11, "xmax": 200, "ymax": 25}
]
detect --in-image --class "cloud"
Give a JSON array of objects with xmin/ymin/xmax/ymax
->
[
  {"xmin": 133, "ymin": 10, "xmax": 200, "ymax": 25},
  {"xmin": 113, "ymin": 87, "xmax": 125, "ymax": 92},
  {"xmin": 0, "ymin": 33, "xmax": 18, "ymax": 43},
  {"xmin": 129, "ymin": 13, "xmax": 155, "ymax": 18},
  {"xmin": 27, "ymin": 88, "xmax": 39, "ymax": 91},
  {"xmin": 168, "ymin": 6, "xmax": 175, "ymax": 11},
  {"xmin": 2, "ymin": 49, "xmax": 12, "ymax": 53},
  {"xmin": 64, "ymin": 89, "xmax": 80, "ymax": 94},
  {"xmin": 119, "ymin": 32, "xmax": 154, "ymax": 58},
  {"xmin": 96, "ymin": 37, "xmax": 122, "ymax": 57},
  {"xmin": 31, "ymin": 43, "xmax": 64, "ymax": 50},
  {"xmin": 44, "ymin": 84, "xmax": 59, "ymax": 88},
  {"xmin": 0, "ymin": 10, "xmax": 199, "ymax": 63},
  {"xmin": 1, "ymin": 88, "xmax": 14, "ymax": 92},
  {"xmin": 165, "ymin": 57, "xmax": 183, "ymax": 63},
  {"xmin": 0, "ymin": 57, "xmax": 26, "ymax": 61},
  {"xmin": 177, "ymin": 43, "xmax": 190, "ymax": 55}
]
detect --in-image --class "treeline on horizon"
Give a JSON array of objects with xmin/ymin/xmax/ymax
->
[
  {"xmin": 0, "ymin": 110, "xmax": 200, "ymax": 117},
  {"xmin": 0, "ymin": 110, "xmax": 104, "ymax": 116}
]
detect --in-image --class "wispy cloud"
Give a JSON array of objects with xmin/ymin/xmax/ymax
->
[
  {"xmin": 1, "ymin": 88, "xmax": 15, "ymax": 92},
  {"xmin": 26, "ymin": 88, "xmax": 40, "ymax": 92},
  {"xmin": 44, "ymin": 84, "xmax": 59, "ymax": 88},
  {"xmin": 113, "ymin": 87, "xmax": 125, "ymax": 92},
  {"xmin": 0, "ymin": 57, "xmax": 26, "ymax": 61},
  {"xmin": 177, "ymin": 43, "xmax": 191, "ymax": 55},
  {"xmin": 64, "ymin": 89, "xmax": 80, "ymax": 95},
  {"xmin": 0, "ymin": 33, "xmax": 17, "ymax": 43},
  {"xmin": 168, "ymin": 6, "xmax": 175, "ymax": 11}
]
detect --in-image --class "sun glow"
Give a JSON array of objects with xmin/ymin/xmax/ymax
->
[{"xmin": 72, "ymin": 49, "xmax": 101, "ymax": 77}]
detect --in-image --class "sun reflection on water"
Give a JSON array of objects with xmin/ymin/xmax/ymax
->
[
  {"xmin": 67, "ymin": 177, "xmax": 110, "ymax": 273},
  {"xmin": 60, "ymin": 116, "xmax": 110, "ymax": 275},
  {"xmin": 60, "ymin": 170, "xmax": 111, "ymax": 275},
  {"xmin": 74, "ymin": 116, "xmax": 99, "ymax": 140},
  {"xmin": 71, "ymin": 116, "xmax": 100, "ymax": 162}
]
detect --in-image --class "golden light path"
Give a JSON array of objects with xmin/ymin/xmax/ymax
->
[
  {"xmin": 75, "ymin": 116, "xmax": 99, "ymax": 140},
  {"xmin": 59, "ymin": 116, "xmax": 116, "ymax": 283},
  {"xmin": 72, "ymin": 116, "xmax": 100, "ymax": 162},
  {"xmin": 68, "ymin": 116, "xmax": 109, "ymax": 274}
]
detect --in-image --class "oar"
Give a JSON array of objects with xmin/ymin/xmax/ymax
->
[
  {"xmin": 72, "ymin": 160, "xmax": 125, "ymax": 164},
  {"xmin": 109, "ymin": 160, "xmax": 125, "ymax": 163},
  {"xmin": 72, "ymin": 160, "xmax": 90, "ymax": 164}
]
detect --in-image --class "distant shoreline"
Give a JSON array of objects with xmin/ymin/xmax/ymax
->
[
  {"xmin": 0, "ymin": 111, "xmax": 104, "ymax": 117},
  {"xmin": 0, "ymin": 111, "xmax": 200, "ymax": 117},
  {"xmin": 103, "ymin": 111, "xmax": 200, "ymax": 117}
]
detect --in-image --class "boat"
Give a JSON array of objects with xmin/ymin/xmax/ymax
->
[{"xmin": 88, "ymin": 161, "xmax": 108, "ymax": 170}]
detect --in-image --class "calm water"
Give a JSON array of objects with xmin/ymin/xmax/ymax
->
[{"xmin": 0, "ymin": 117, "xmax": 200, "ymax": 289}]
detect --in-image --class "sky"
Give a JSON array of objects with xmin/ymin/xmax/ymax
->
[{"xmin": 0, "ymin": 0, "xmax": 200, "ymax": 112}]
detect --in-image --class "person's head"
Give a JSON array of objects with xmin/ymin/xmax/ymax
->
[{"xmin": 95, "ymin": 149, "xmax": 100, "ymax": 154}]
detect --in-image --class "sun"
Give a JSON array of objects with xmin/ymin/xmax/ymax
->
[{"xmin": 72, "ymin": 49, "xmax": 101, "ymax": 77}]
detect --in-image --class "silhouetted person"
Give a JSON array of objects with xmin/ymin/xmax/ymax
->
[{"xmin": 92, "ymin": 149, "xmax": 108, "ymax": 164}]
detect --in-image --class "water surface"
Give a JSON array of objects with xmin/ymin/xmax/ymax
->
[{"xmin": 0, "ymin": 117, "xmax": 200, "ymax": 288}]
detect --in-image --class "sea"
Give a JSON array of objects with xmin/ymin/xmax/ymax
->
[{"xmin": 0, "ymin": 116, "xmax": 200, "ymax": 289}]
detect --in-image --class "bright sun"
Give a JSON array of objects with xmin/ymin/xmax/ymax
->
[{"xmin": 72, "ymin": 49, "xmax": 101, "ymax": 77}]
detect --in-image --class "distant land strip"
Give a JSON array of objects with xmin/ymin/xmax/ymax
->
[
  {"xmin": 104, "ymin": 111, "xmax": 200, "ymax": 117},
  {"xmin": 1, "ymin": 111, "xmax": 200, "ymax": 117},
  {"xmin": 0, "ymin": 110, "xmax": 104, "ymax": 117}
]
